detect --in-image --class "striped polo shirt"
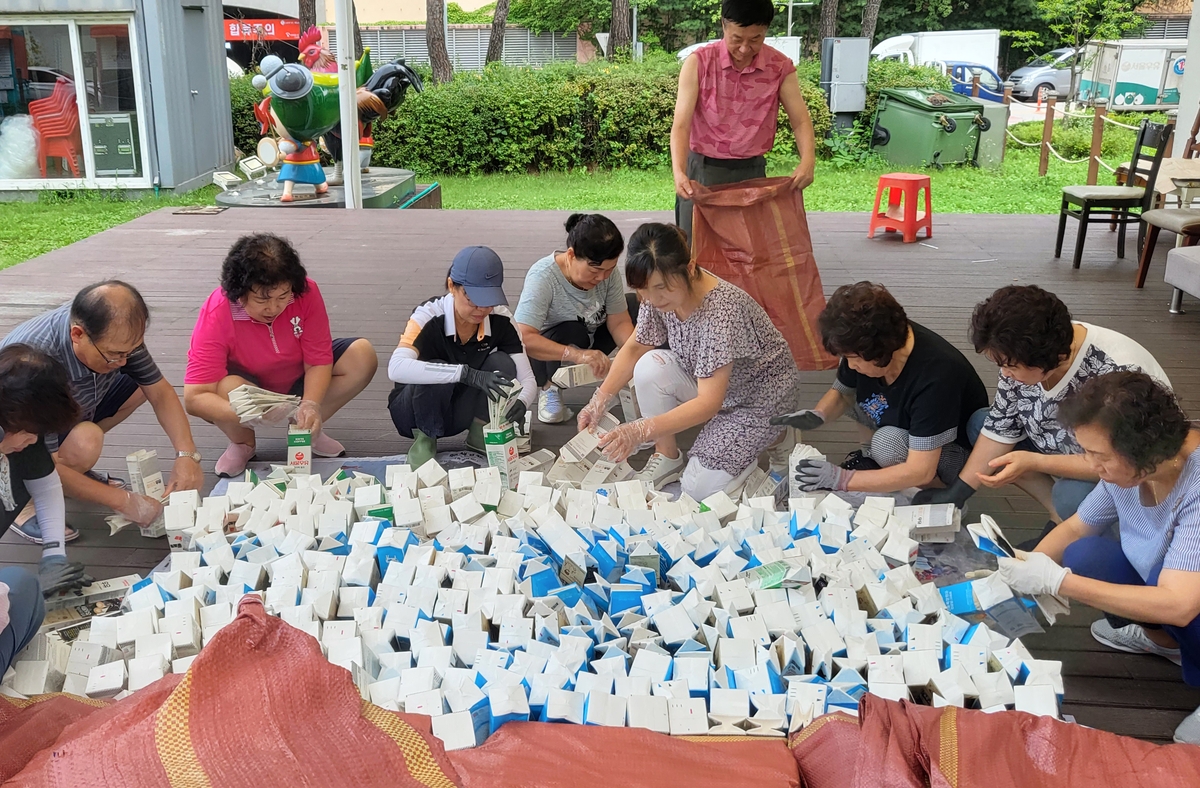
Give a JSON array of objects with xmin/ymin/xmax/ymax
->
[
  {"xmin": 1, "ymin": 305, "xmax": 162, "ymax": 440},
  {"xmin": 1077, "ymin": 444, "xmax": 1200, "ymax": 581}
]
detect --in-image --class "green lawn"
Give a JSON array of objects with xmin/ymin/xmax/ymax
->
[
  {"xmin": 435, "ymin": 148, "xmax": 1104, "ymax": 212},
  {"xmin": 0, "ymin": 187, "xmax": 219, "ymax": 270},
  {"xmin": 0, "ymin": 147, "xmax": 1109, "ymax": 270}
]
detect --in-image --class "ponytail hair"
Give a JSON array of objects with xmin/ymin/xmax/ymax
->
[{"xmin": 565, "ymin": 213, "xmax": 624, "ymax": 265}]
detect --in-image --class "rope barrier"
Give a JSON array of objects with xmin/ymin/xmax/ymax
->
[
  {"xmin": 1100, "ymin": 114, "xmax": 1142, "ymax": 131},
  {"xmin": 1005, "ymin": 128, "xmax": 1041, "ymax": 147},
  {"xmin": 1092, "ymin": 156, "xmax": 1117, "ymax": 173},
  {"xmin": 1056, "ymin": 108, "xmax": 1092, "ymax": 120},
  {"xmin": 1046, "ymin": 145, "xmax": 1089, "ymax": 164}
]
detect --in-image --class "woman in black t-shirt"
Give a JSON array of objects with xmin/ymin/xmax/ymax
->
[
  {"xmin": 1, "ymin": 345, "xmax": 90, "ymax": 676},
  {"xmin": 773, "ymin": 282, "xmax": 988, "ymax": 493},
  {"xmin": 386, "ymin": 246, "xmax": 537, "ymax": 469}
]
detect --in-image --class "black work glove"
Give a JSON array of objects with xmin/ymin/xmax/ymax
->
[
  {"xmin": 911, "ymin": 477, "xmax": 976, "ymax": 508},
  {"xmin": 505, "ymin": 399, "xmax": 527, "ymax": 426},
  {"xmin": 770, "ymin": 408, "xmax": 826, "ymax": 431},
  {"xmin": 39, "ymin": 555, "xmax": 91, "ymax": 597},
  {"xmin": 461, "ymin": 366, "xmax": 513, "ymax": 403}
]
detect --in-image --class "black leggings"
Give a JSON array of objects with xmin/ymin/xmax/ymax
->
[
  {"xmin": 388, "ymin": 351, "xmax": 517, "ymax": 439},
  {"xmin": 530, "ymin": 293, "xmax": 641, "ymax": 387}
]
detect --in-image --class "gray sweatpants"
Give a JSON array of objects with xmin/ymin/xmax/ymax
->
[{"xmin": 675, "ymin": 151, "xmax": 767, "ymax": 245}]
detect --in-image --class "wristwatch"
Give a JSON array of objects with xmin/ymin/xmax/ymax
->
[{"xmin": 177, "ymin": 450, "xmax": 202, "ymax": 463}]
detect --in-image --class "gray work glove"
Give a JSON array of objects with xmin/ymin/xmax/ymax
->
[
  {"xmin": 770, "ymin": 409, "xmax": 826, "ymax": 431},
  {"xmin": 794, "ymin": 459, "xmax": 854, "ymax": 492},
  {"xmin": 39, "ymin": 554, "xmax": 91, "ymax": 597}
]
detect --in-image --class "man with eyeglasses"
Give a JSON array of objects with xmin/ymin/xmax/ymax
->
[{"xmin": 0, "ymin": 280, "xmax": 203, "ymax": 543}]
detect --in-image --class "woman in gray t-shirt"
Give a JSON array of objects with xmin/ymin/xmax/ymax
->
[{"xmin": 513, "ymin": 214, "xmax": 636, "ymax": 425}]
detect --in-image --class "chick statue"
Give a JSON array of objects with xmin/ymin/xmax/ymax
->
[{"xmin": 252, "ymin": 54, "xmax": 341, "ymax": 202}]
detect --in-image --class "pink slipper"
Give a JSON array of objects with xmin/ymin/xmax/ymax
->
[
  {"xmin": 215, "ymin": 442, "xmax": 256, "ymax": 478},
  {"xmin": 312, "ymin": 431, "xmax": 345, "ymax": 458}
]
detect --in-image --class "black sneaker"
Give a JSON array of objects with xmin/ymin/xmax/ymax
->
[{"xmin": 841, "ymin": 449, "xmax": 881, "ymax": 471}]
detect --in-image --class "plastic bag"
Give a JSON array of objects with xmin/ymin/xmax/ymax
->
[
  {"xmin": 690, "ymin": 177, "xmax": 838, "ymax": 371},
  {"xmin": 0, "ymin": 115, "xmax": 40, "ymax": 180}
]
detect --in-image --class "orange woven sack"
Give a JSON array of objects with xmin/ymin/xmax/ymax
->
[
  {"xmin": 856, "ymin": 694, "xmax": 1200, "ymax": 788},
  {"xmin": 447, "ymin": 720, "xmax": 800, "ymax": 788},
  {"xmin": 6, "ymin": 596, "xmax": 460, "ymax": 788},
  {"xmin": 786, "ymin": 712, "xmax": 864, "ymax": 788},
  {"xmin": 0, "ymin": 693, "xmax": 112, "ymax": 781},
  {"xmin": 690, "ymin": 177, "xmax": 838, "ymax": 372}
]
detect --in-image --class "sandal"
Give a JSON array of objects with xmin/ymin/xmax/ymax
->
[
  {"xmin": 9, "ymin": 514, "xmax": 80, "ymax": 545},
  {"xmin": 85, "ymin": 470, "xmax": 129, "ymax": 490}
]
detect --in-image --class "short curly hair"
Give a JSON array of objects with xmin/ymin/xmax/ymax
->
[
  {"xmin": 1059, "ymin": 371, "xmax": 1189, "ymax": 476},
  {"xmin": 819, "ymin": 282, "xmax": 909, "ymax": 366},
  {"xmin": 0, "ymin": 344, "xmax": 80, "ymax": 435},
  {"xmin": 220, "ymin": 233, "xmax": 310, "ymax": 303},
  {"xmin": 970, "ymin": 285, "xmax": 1074, "ymax": 371}
]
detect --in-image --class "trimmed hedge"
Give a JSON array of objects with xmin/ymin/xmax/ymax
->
[{"xmin": 230, "ymin": 56, "xmax": 952, "ymax": 176}]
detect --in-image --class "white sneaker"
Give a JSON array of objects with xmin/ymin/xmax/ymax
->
[
  {"xmin": 1175, "ymin": 705, "xmax": 1200, "ymax": 744},
  {"xmin": 637, "ymin": 451, "xmax": 686, "ymax": 488},
  {"xmin": 1090, "ymin": 619, "xmax": 1182, "ymax": 665},
  {"xmin": 538, "ymin": 387, "xmax": 573, "ymax": 424}
]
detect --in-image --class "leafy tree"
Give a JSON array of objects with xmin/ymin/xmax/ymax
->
[
  {"xmin": 1013, "ymin": 0, "xmax": 1145, "ymax": 95},
  {"xmin": 636, "ymin": 0, "xmax": 721, "ymax": 53},
  {"xmin": 487, "ymin": 0, "xmax": 509, "ymax": 63},
  {"xmin": 508, "ymin": 0, "xmax": 610, "ymax": 35}
]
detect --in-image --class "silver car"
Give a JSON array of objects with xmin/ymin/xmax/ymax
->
[{"xmin": 1010, "ymin": 47, "xmax": 1078, "ymax": 102}]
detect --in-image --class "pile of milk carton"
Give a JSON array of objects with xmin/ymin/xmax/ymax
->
[{"xmin": 2, "ymin": 442, "xmax": 1066, "ymax": 751}]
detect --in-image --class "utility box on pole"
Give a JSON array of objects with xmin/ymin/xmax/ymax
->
[{"xmin": 820, "ymin": 37, "xmax": 870, "ymax": 130}]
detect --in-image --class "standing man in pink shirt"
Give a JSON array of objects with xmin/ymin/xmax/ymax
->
[{"xmin": 671, "ymin": 0, "xmax": 817, "ymax": 243}]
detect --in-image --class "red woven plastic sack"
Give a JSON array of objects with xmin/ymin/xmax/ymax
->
[
  {"xmin": 447, "ymin": 720, "xmax": 800, "ymax": 788},
  {"xmin": 6, "ymin": 596, "xmax": 461, "ymax": 788},
  {"xmin": 785, "ymin": 712, "xmax": 863, "ymax": 788},
  {"xmin": 690, "ymin": 177, "xmax": 838, "ymax": 372},
  {"xmin": 856, "ymin": 694, "xmax": 1200, "ymax": 788},
  {"xmin": 0, "ymin": 693, "xmax": 111, "ymax": 781}
]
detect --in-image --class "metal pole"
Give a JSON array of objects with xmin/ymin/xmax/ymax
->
[
  {"xmin": 334, "ymin": 0, "xmax": 362, "ymax": 209},
  {"xmin": 787, "ymin": 0, "xmax": 793, "ymax": 37}
]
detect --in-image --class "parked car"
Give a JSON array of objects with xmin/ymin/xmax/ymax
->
[
  {"xmin": 945, "ymin": 62, "xmax": 1005, "ymax": 102},
  {"xmin": 1010, "ymin": 47, "xmax": 1078, "ymax": 102},
  {"xmin": 24, "ymin": 67, "xmax": 97, "ymax": 109}
]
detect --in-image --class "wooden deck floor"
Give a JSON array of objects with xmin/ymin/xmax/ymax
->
[{"xmin": 3, "ymin": 206, "xmax": 1200, "ymax": 742}]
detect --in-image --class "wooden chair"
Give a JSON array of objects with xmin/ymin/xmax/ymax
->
[{"xmin": 1055, "ymin": 120, "xmax": 1171, "ymax": 270}]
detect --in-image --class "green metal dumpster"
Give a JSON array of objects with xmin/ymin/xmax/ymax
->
[
  {"xmin": 970, "ymin": 96, "xmax": 1010, "ymax": 170},
  {"xmin": 870, "ymin": 88, "xmax": 989, "ymax": 168}
]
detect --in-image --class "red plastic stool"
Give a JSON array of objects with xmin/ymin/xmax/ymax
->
[{"xmin": 868, "ymin": 173, "xmax": 932, "ymax": 243}]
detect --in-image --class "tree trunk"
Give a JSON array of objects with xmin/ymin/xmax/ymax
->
[
  {"xmin": 486, "ymin": 0, "xmax": 510, "ymax": 64},
  {"xmin": 426, "ymin": 0, "xmax": 454, "ymax": 84},
  {"xmin": 818, "ymin": 0, "xmax": 840, "ymax": 43},
  {"xmin": 352, "ymin": 1, "xmax": 364, "ymax": 60},
  {"xmin": 609, "ymin": 0, "xmax": 631, "ymax": 59},
  {"xmin": 860, "ymin": 0, "xmax": 882, "ymax": 46},
  {"xmin": 298, "ymin": 0, "xmax": 316, "ymax": 33}
]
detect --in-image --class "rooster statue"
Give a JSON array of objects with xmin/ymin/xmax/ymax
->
[{"xmin": 251, "ymin": 27, "xmax": 422, "ymax": 202}]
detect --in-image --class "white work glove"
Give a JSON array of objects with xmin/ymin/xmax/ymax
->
[
  {"xmin": 998, "ymin": 550, "xmax": 1070, "ymax": 597},
  {"xmin": 114, "ymin": 490, "xmax": 164, "ymax": 527}
]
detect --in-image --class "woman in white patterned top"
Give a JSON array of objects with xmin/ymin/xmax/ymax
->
[
  {"xmin": 577, "ymin": 222, "xmax": 799, "ymax": 500},
  {"xmin": 997, "ymin": 372, "xmax": 1200, "ymax": 744}
]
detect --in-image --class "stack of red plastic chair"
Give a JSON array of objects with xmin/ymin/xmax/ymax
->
[{"xmin": 28, "ymin": 78, "xmax": 83, "ymax": 177}]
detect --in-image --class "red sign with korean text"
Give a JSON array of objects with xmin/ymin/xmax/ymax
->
[{"xmin": 224, "ymin": 19, "xmax": 301, "ymax": 42}]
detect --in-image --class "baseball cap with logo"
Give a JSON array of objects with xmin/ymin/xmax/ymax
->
[{"xmin": 449, "ymin": 246, "xmax": 508, "ymax": 308}]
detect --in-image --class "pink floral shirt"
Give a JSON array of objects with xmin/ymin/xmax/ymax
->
[{"xmin": 689, "ymin": 42, "xmax": 796, "ymax": 160}]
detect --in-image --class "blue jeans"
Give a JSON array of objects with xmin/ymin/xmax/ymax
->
[
  {"xmin": 966, "ymin": 407, "xmax": 1096, "ymax": 520},
  {"xmin": 1063, "ymin": 536, "xmax": 1200, "ymax": 686},
  {"xmin": 0, "ymin": 567, "xmax": 44, "ymax": 676}
]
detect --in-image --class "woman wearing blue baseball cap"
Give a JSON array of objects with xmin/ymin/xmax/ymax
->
[{"xmin": 387, "ymin": 246, "xmax": 537, "ymax": 468}]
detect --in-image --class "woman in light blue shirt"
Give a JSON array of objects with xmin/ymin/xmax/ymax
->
[{"xmin": 997, "ymin": 371, "xmax": 1200, "ymax": 743}]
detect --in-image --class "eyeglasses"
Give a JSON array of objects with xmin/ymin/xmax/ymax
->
[{"xmin": 86, "ymin": 333, "xmax": 139, "ymax": 366}]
